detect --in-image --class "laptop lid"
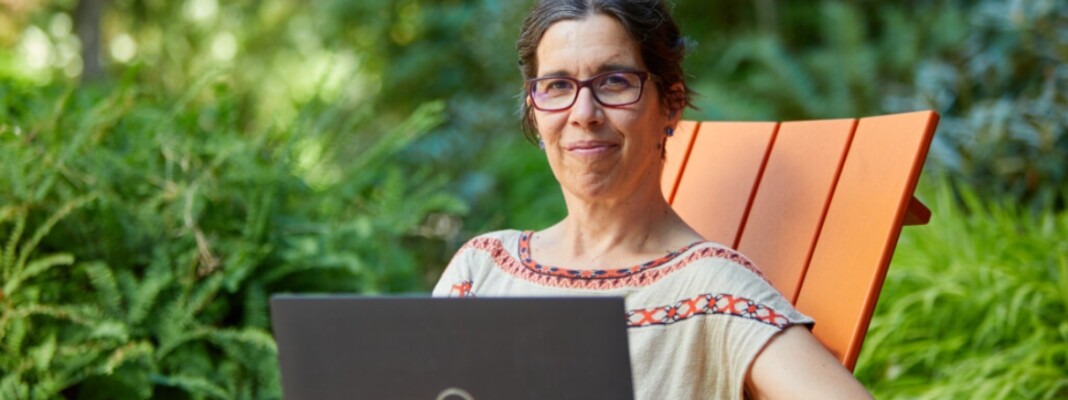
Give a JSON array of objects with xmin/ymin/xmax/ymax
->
[{"xmin": 270, "ymin": 295, "xmax": 634, "ymax": 400}]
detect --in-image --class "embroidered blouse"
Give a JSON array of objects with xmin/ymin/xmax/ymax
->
[{"xmin": 432, "ymin": 230, "xmax": 813, "ymax": 400}]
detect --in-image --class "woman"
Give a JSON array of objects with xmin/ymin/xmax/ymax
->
[{"xmin": 434, "ymin": 0, "xmax": 873, "ymax": 398}]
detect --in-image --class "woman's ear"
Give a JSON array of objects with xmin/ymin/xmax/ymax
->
[
  {"xmin": 665, "ymin": 82, "xmax": 686, "ymax": 123},
  {"xmin": 525, "ymin": 107, "xmax": 538, "ymax": 131}
]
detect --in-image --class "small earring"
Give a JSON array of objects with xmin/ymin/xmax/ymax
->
[
  {"xmin": 664, "ymin": 127, "xmax": 674, "ymax": 137},
  {"xmin": 538, "ymin": 140, "xmax": 545, "ymax": 149}
]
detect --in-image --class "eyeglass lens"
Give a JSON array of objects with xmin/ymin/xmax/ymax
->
[{"xmin": 530, "ymin": 71, "xmax": 644, "ymax": 111}]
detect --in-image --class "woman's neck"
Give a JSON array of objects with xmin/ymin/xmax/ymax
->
[{"xmin": 534, "ymin": 185, "xmax": 701, "ymax": 269}]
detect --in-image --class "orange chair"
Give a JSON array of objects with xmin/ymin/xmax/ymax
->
[{"xmin": 662, "ymin": 110, "xmax": 939, "ymax": 371}]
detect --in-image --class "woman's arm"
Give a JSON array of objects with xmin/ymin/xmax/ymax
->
[{"xmin": 745, "ymin": 325, "xmax": 873, "ymax": 399}]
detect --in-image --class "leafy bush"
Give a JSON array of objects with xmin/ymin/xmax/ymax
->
[
  {"xmin": 856, "ymin": 179, "xmax": 1068, "ymax": 399},
  {"xmin": 676, "ymin": 0, "xmax": 1068, "ymax": 209},
  {"xmin": 3, "ymin": 1, "xmax": 1066, "ymax": 398},
  {"xmin": 903, "ymin": 1, "xmax": 1068, "ymax": 210},
  {"xmin": 0, "ymin": 77, "xmax": 463, "ymax": 398}
]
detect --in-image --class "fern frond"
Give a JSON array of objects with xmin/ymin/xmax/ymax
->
[
  {"xmin": 180, "ymin": 326, "xmax": 277, "ymax": 374},
  {"xmin": 100, "ymin": 341, "xmax": 154, "ymax": 375},
  {"xmin": 2, "ymin": 208, "xmax": 26, "ymax": 282},
  {"xmin": 124, "ymin": 252, "xmax": 174, "ymax": 328},
  {"xmin": 0, "ymin": 304, "xmax": 94, "ymax": 349},
  {"xmin": 1, "ymin": 253, "xmax": 75, "ymax": 297},
  {"xmin": 52, "ymin": 340, "xmax": 123, "ymax": 385},
  {"xmin": 29, "ymin": 333, "xmax": 57, "ymax": 373},
  {"xmin": 242, "ymin": 284, "xmax": 268, "ymax": 329},
  {"xmin": 244, "ymin": 190, "xmax": 273, "ymax": 242},
  {"xmin": 155, "ymin": 298, "xmax": 200, "ymax": 358},
  {"xmin": 167, "ymin": 70, "xmax": 225, "ymax": 119},
  {"xmin": 186, "ymin": 273, "xmax": 223, "ymax": 316},
  {"xmin": 12, "ymin": 194, "xmax": 95, "ymax": 281},
  {"xmin": 203, "ymin": 327, "xmax": 277, "ymax": 353},
  {"xmin": 88, "ymin": 320, "xmax": 130, "ymax": 342},
  {"xmin": 127, "ymin": 273, "xmax": 171, "ymax": 327},
  {"xmin": 83, "ymin": 262, "xmax": 123, "ymax": 318},
  {"xmin": 345, "ymin": 100, "xmax": 445, "ymax": 173},
  {"xmin": 20, "ymin": 254, "xmax": 75, "ymax": 283},
  {"xmin": 25, "ymin": 375, "xmax": 63, "ymax": 399},
  {"xmin": 0, "ymin": 375, "xmax": 29, "ymax": 400},
  {"xmin": 2, "ymin": 316, "xmax": 29, "ymax": 357},
  {"xmin": 115, "ymin": 269, "xmax": 138, "ymax": 318},
  {"xmin": 151, "ymin": 373, "xmax": 230, "ymax": 399},
  {"xmin": 7, "ymin": 304, "xmax": 101, "ymax": 327},
  {"xmin": 0, "ymin": 206, "xmax": 18, "ymax": 226},
  {"xmin": 222, "ymin": 244, "xmax": 271, "ymax": 292}
]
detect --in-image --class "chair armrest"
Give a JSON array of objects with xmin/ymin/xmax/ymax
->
[{"xmin": 903, "ymin": 196, "xmax": 931, "ymax": 226}]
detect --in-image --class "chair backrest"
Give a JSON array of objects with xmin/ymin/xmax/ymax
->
[{"xmin": 662, "ymin": 111, "xmax": 939, "ymax": 371}]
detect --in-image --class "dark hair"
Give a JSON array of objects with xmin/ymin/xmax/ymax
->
[{"xmin": 516, "ymin": 0, "xmax": 694, "ymax": 144}]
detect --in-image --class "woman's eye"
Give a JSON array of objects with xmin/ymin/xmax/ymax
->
[
  {"xmin": 543, "ymin": 79, "xmax": 574, "ymax": 92},
  {"xmin": 599, "ymin": 74, "xmax": 634, "ymax": 89}
]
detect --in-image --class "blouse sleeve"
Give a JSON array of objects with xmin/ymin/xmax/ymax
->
[
  {"xmin": 717, "ymin": 261, "xmax": 814, "ymax": 399},
  {"xmin": 431, "ymin": 240, "xmax": 475, "ymax": 297}
]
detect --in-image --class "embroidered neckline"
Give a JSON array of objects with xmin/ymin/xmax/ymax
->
[{"xmin": 516, "ymin": 230, "xmax": 705, "ymax": 280}]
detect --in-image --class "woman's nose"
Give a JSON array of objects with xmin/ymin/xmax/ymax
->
[{"xmin": 568, "ymin": 87, "xmax": 605, "ymax": 128}]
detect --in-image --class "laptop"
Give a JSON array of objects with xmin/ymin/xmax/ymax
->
[{"xmin": 270, "ymin": 295, "xmax": 635, "ymax": 400}]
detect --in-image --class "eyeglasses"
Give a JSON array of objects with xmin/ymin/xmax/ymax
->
[{"xmin": 526, "ymin": 70, "xmax": 651, "ymax": 111}]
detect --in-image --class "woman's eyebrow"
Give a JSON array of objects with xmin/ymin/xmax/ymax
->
[
  {"xmin": 537, "ymin": 70, "xmax": 571, "ymax": 78},
  {"xmin": 595, "ymin": 63, "xmax": 637, "ymax": 74},
  {"xmin": 536, "ymin": 64, "xmax": 640, "ymax": 79}
]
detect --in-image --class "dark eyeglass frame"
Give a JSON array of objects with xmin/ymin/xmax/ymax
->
[{"xmin": 526, "ymin": 70, "xmax": 652, "ymax": 112}]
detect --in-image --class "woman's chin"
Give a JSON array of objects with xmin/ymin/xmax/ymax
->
[
  {"xmin": 559, "ymin": 174, "xmax": 623, "ymax": 200},
  {"xmin": 559, "ymin": 147, "xmax": 621, "ymax": 170}
]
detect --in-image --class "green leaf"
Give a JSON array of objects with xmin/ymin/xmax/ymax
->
[
  {"xmin": 2, "ymin": 253, "xmax": 74, "ymax": 297},
  {"xmin": 84, "ymin": 262, "xmax": 123, "ymax": 318},
  {"xmin": 0, "ymin": 376, "xmax": 29, "ymax": 400},
  {"xmin": 89, "ymin": 320, "xmax": 130, "ymax": 342},
  {"xmin": 100, "ymin": 341, "xmax": 154, "ymax": 375},
  {"xmin": 30, "ymin": 333, "xmax": 57, "ymax": 373},
  {"xmin": 151, "ymin": 373, "xmax": 231, "ymax": 399},
  {"xmin": 11, "ymin": 194, "xmax": 95, "ymax": 282},
  {"xmin": 1, "ymin": 208, "xmax": 25, "ymax": 282}
]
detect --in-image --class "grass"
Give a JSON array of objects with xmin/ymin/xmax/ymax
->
[{"xmin": 856, "ymin": 178, "xmax": 1068, "ymax": 399}]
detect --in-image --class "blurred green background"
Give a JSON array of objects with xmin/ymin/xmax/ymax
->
[{"xmin": 1, "ymin": 0, "xmax": 1065, "ymax": 398}]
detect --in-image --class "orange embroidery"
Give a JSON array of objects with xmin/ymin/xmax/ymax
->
[
  {"xmin": 454, "ymin": 234, "xmax": 768, "ymax": 290},
  {"xmin": 449, "ymin": 281, "xmax": 473, "ymax": 297},
  {"xmin": 627, "ymin": 293, "xmax": 791, "ymax": 329}
]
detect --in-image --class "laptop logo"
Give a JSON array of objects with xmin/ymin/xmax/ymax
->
[{"xmin": 436, "ymin": 387, "xmax": 475, "ymax": 400}]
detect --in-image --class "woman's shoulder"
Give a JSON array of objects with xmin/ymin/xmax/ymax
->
[
  {"xmin": 453, "ymin": 229, "xmax": 525, "ymax": 253},
  {"xmin": 643, "ymin": 241, "xmax": 793, "ymax": 310},
  {"xmin": 445, "ymin": 229, "xmax": 531, "ymax": 270},
  {"xmin": 678, "ymin": 241, "xmax": 769, "ymax": 283},
  {"xmin": 434, "ymin": 229, "xmax": 525, "ymax": 297}
]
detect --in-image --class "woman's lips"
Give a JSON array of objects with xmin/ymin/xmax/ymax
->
[{"xmin": 565, "ymin": 141, "xmax": 619, "ymax": 155}]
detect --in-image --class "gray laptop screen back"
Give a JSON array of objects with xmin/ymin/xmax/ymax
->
[{"xmin": 270, "ymin": 295, "xmax": 634, "ymax": 400}]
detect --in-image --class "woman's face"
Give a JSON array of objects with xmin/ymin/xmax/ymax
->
[{"xmin": 532, "ymin": 14, "xmax": 676, "ymax": 204}]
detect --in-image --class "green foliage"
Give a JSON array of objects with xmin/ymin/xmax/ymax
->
[
  {"xmin": 676, "ymin": 1, "xmax": 1068, "ymax": 209},
  {"xmin": 5, "ymin": 0, "xmax": 1068, "ymax": 210},
  {"xmin": 908, "ymin": 1, "xmax": 1068, "ymax": 210},
  {"xmin": 2, "ymin": 0, "xmax": 1067, "ymax": 398},
  {"xmin": 0, "ymin": 75, "xmax": 461, "ymax": 397},
  {"xmin": 856, "ymin": 179, "xmax": 1068, "ymax": 399}
]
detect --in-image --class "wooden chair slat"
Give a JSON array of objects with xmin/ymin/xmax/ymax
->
[
  {"xmin": 669, "ymin": 122, "xmax": 779, "ymax": 247},
  {"xmin": 736, "ymin": 119, "xmax": 857, "ymax": 302},
  {"xmin": 795, "ymin": 111, "xmax": 939, "ymax": 370}
]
